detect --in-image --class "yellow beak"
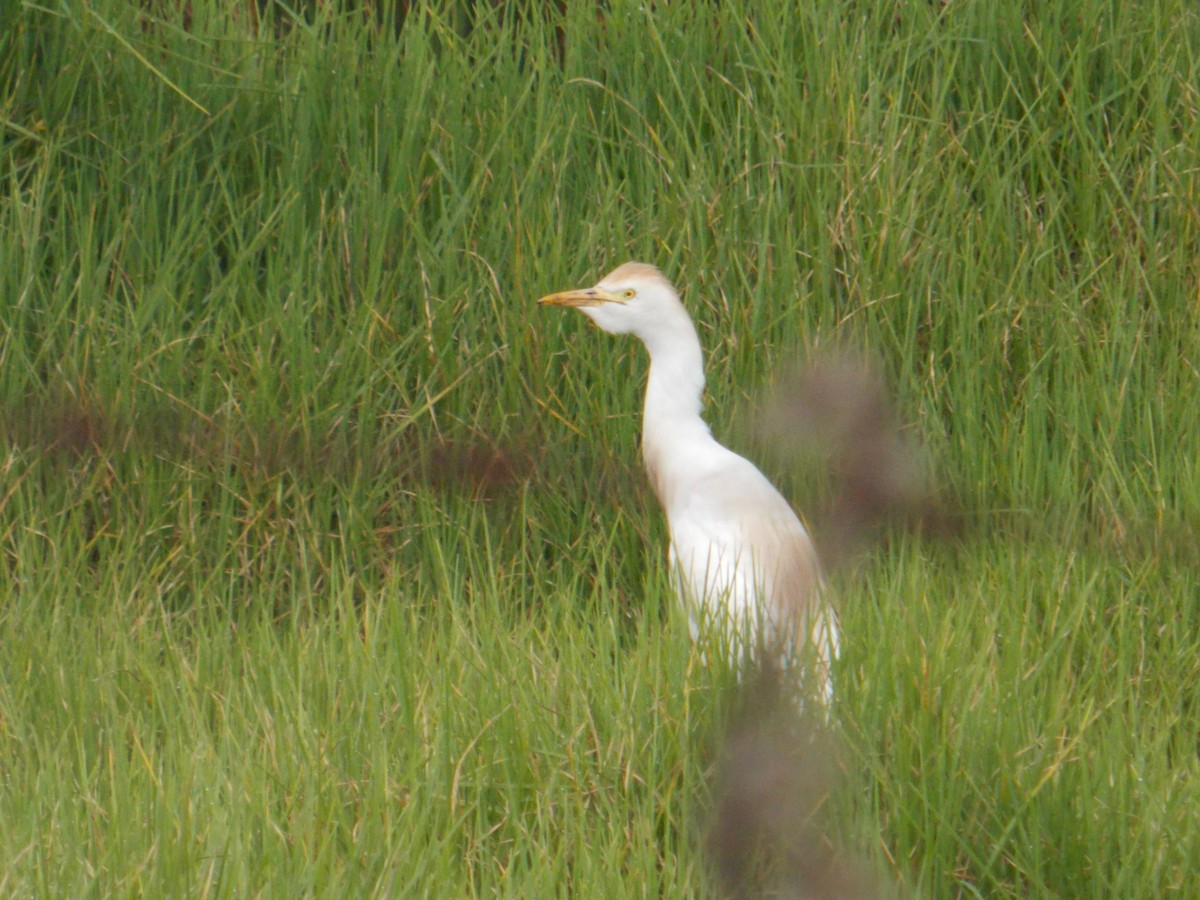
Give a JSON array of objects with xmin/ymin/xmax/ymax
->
[{"xmin": 537, "ymin": 287, "xmax": 626, "ymax": 308}]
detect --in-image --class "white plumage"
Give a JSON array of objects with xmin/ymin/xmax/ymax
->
[{"xmin": 540, "ymin": 262, "xmax": 838, "ymax": 700}]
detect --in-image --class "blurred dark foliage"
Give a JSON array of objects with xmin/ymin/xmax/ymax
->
[
  {"xmin": 707, "ymin": 669, "xmax": 888, "ymax": 899},
  {"xmin": 756, "ymin": 351, "xmax": 961, "ymax": 570},
  {"xmin": 705, "ymin": 352, "xmax": 944, "ymax": 898},
  {"xmin": 0, "ymin": 389, "xmax": 532, "ymax": 499}
]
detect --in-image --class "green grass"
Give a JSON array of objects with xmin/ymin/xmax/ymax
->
[{"xmin": 2, "ymin": 0, "xmax": 1199, "ymax": 895}]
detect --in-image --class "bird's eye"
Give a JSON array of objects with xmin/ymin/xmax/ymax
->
[{"xmin": 622, "ymin": 288, "xmax": 636, "ymax": 300}]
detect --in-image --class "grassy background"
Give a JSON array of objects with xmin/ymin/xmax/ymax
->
[{"xmin": 2, "ymin": 0, "xmax": 1198, "ymax": 895}]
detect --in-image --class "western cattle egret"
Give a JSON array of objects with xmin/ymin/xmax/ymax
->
[{"xmin": 539, "ymin": 262, "xmax": 838, "ymax": 701}]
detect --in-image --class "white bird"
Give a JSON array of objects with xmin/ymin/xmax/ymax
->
[{"xmin": 539, "ymin": 262, "xmax": 838, "ymax": 701}]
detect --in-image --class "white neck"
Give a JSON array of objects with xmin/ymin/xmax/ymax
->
[{"xmin": 639, "ymin": 317, "xmax": 718, "ymax": 507}]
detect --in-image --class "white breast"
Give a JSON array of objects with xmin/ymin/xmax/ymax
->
[{"xmin": 659, "ymin": 445, "xmax": 837, "ymax": 700}]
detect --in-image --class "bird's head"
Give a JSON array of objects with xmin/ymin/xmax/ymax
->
[{"xmin": 538, "ymin": 262, "xmax": 690, "ymax": 341}]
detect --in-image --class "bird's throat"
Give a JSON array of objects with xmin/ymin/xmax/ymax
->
[{"xmin": 640, "ymin": 334, "xmax": 712, "ymax": 510}]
